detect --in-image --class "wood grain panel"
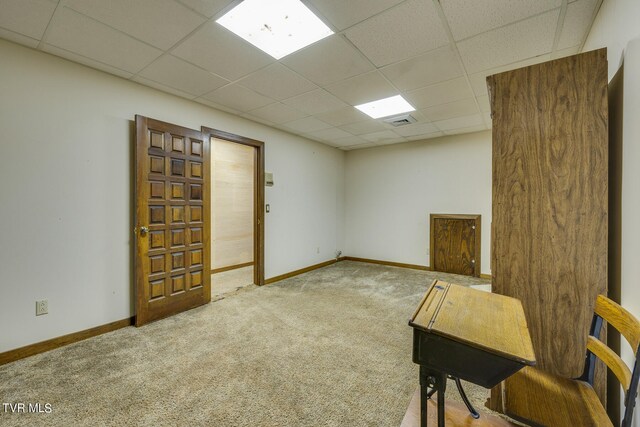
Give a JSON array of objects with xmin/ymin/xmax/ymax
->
[
  {"xmin": 489, "ymin": 49, "xmax": 608, "ymax": 379},
  {"xmin": 430, "ymin": 214, "xmax": 480, "ymax": 277},
  {"xmin": 211, "ymin": 137, "xmax": 254, "ymax": 270}
]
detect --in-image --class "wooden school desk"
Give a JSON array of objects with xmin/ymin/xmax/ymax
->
[{"xmin": 409, "ymin": 280, "xmax": 536, "ymax": 427}]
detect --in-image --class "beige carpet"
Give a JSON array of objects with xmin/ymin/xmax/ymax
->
[
  {"xmin": 0, "ymin": 261, "xmax": 492, "ymax": 427},
  {"xmin": 212, "ymin": 266, "xmax": 254, "ymax": 297}
]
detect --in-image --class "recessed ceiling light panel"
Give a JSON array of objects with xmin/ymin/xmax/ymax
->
[
  {"xmin": 216, "ymin": 0, "xmax": 334, "ymax": 60},
  {"xmin": 355, "ymin": 95, "xmax": 416, "ymax": 119}
]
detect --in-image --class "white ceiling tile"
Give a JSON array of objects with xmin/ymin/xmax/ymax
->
[
  {"xmin": 0, "ymin": 0, "xmax": 57, "ymax": 40},
  {"xmin": 468, "ymin": 54, "xmax": 552, "ymax": 96},
  {"xmin": 482, "ymin": 112, "xmax": 493, "ymax": 128},
  {"xmin": 248, "ymin": 102, "xmax": 308, "ymax": 124},
  {"xmin": 469, "ymin": 72, "xmax": 491, "ymax": 97},
  {"xmin": 282, "ymin": 89, "xmax": 347, "ymax": 115},
  {"xmin": 139, "ymin": 55, "xmax": 228, "ymax": 97},
  {"xmin": 344, "ymin": 0, "xmax": 449, "ymax": 67},
  {"xmin": 281, "ymin": 35, "xmax": 374, "ymax": 86},
  {"xmin": 557, "ymin": 0, "xmax": 598, "ymax": 50},
  {"xmin": 325, "ymin": 71, "xmax": 398, "ymax": 106},
  {"xmin": 361, "ymin": 130, "xmax": 404, "ymax": 143},
  {"xmin": 315, "ymin": 107, "xmax": 370, "ymax": 126},
  {"xmin": 202, "ymin": 84, "xmax": 274, "ymax": 112},
  {"xmin": 441, "ymin": 0, "xmax": 561, "ymax": 41},
  {"xmin": 0, "ymin": 27, "xmax": 39, "ymax": 48},
  {"xmin": 405, "ymin": 131, "xmax": 444, "ymax": 141},
  {"xmin": 42, "ymin": 44, "xmax": 134, "ymax": 79},
  {"xmin": 331, "ymin": 135, "xmax": 368, "ymax": 147},
  {"xmin": 306, "ymin": 0, "xmax": 404, "ymax": 30},
  {"xmin": 282, "ymin": 117, "xmax": 333, "ymax": 133},
  {"xmin": 238, "ymin": 63, "xmax": 317, "ymax": 101},
  {"xmin": 65, "ymin": 0, "xmax": 205, "ymax": 50},
  {"xmin": 305, "ymin": 127, "xmax": 353, "ymax": 141},
  {"xmin": 172, "ymin": 22, "xmax": 274, "ymax": 81},
  {"xmin": 443, "ymin": 124, "xmax": 487, "ymax": 135},
  {"xmin": 175, "ymin": 0, "xmax": 231, "ymax": 18},
  {"xmin": 133, "ymin": 76, "xmax": 198, "ymax": 99},
  {"xmin": 393, "ymin": 122, "xmax": 439, "ymax": 137},
  {"xmin": 195, "ymin": 97, "xmax": 241, "ymax": 115},
  {"xmin": 46, "ymin": 7, "xmax": 162, "ymax": 74},
  {"xmin": 476, "ymin": 96, "xmax": 490, "ymax": 113},
  {"xmin": 343, "ymin": 142, "xmax": 378, "ymax": 150},
  {"xmin": 380, "ymin": 45, "xmax": 463, "ymax": 92},
  {"xmin": 339, "ymin": 120, "xmax": 388, "ymax": 135},
  {"xmin": 404, "ymin": 77, "xmax": 473, "ymax": 109},
  {"xmin": 434, "ymin": 114, "xmax": 484, "ymax": 131},
  {"xmin": 420, "ymin": 98, "xmax": 480, "ymax": 122},
  {"xmin": 457, "ymin": 9, "xmax": 559, "ymax": 73},
  {"xmin": 375, "ymin": 138, "xmax": 409, "ymax": 147},
  {"xmin": 551, "ymin": 45, "xmax": 580, "ymax": 59},
  {"xmin": 241, "ymin": 112, "xmax": 275, "ymax": 127}
]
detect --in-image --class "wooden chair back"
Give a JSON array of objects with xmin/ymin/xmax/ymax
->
[{"xmin": 580, "ymin": 295, "xmax": 640, "ymax": 427}]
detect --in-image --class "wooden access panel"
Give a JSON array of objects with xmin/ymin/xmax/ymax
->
[
  {"xmin": 430, "ymin": 214, "xmax": 481, "ymax": 277},
  {"xmin": 135, "ymin": 116, "xmax": 211, "ymax": 326},
  {"xmin": 489, "ymin": 49, "xmax": 608, "ymax": 379}
]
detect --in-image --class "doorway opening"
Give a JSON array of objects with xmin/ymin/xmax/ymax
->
[{"xmin": 202, "ymin": 127, "xmax": 264, "ymax": 296}]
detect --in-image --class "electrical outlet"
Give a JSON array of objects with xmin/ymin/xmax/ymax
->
[
  {"xmin": 316, "ymin": 247, "xmax": 320, "ymax": 254},
  {"xmin": 36, "ymin": 300, "xmax": 48, "ymax": 316}
]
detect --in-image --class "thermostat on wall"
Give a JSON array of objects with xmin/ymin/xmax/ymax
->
[{"xmin": 265, "ymin": 172, "xmax": 274, "ymax": 186}]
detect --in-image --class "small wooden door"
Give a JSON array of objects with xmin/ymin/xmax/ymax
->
[
  {"xmin": 135, "ymin": 115, "xmax": 211, "ymax": 326},
  {"xmin": 430, "ymin": 214, "xmax": 481, "ymax": 277}
]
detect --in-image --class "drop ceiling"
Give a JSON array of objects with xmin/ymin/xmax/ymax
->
[{"xmin": 0, "ymin": 0, "xmax": 601, "ymax": 150}]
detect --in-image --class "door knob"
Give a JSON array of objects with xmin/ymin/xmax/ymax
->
[{"xmin": 139, "ymin": 226, "xmax": 149, "ymax": 235}]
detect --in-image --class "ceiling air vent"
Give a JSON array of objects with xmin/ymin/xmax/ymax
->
[{"xmin": 383, "ymin": 113, "xmax": 417, "ymax": 127}]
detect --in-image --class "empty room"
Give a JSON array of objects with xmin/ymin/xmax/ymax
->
[{"xmin": 1, "ymin": 0, "xmax": 640, "ymax": 426}]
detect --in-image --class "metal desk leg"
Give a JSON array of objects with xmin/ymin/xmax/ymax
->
[
  {"xmin": 436, "ymin": 372, "xmax": 447, "ymax": 427},
  {"xmin": 419, "ymin": 366, "xmax": 428, "ymax": 427},
  {"xmin": 454, "ymin": 377, "xmax": 480, "ymax": 419}
]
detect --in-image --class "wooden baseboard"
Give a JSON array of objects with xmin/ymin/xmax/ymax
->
[
  {"xmin": 341, "ymin": 256, "xmax": 492, "ymax": 279},
  {"xmin": 0, "ymin": 317, "xmax": 134, "ymax": 366},
  {"xmin": 265, "ymin": 259, "xmax": 338, "ymax": 284},
  {"xmin": 212, "ymin": 262, "xmax": 254, "ymax": 274},
  {"xmin": 340, "ymin": 256, "xmax": 431, "ymax": 271}
]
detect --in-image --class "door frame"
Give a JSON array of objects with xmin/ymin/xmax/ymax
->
[
  {"xmin": 202, "ymin": 127, "xmax": 265, "ymax": 286},
  {"xmin": 429, "ymin": 213, "xmax": 481, "ymax": 277}
]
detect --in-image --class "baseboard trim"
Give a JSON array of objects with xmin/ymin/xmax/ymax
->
[
  {"xmin": 341, "ymin": 257, "xmax": 491, "ymax": 279},
  {"xmin": 212, "ymin": 262, "xmax": 254, "ymax": 274},
  {"xmin": 341, "ymin": 256, "xmax": 431, "ymax": 271},
  {"xmin": 265, "ymin": 259, "xmax": 338, "ymax": 284},
  {"xmin": 0, "ymin": 317, "xmax": 134, "ymax": 366}
]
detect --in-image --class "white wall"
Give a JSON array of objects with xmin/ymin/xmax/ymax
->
[
  {"xmin": 0, "ymin": 39, "xmax": 344, "ymax": 353},
  {"xmin": 583, "ymin": 0, "xmax": 640, "ymax": 81},
  {"xmin": 584, "ymin": 1, "xmax": 640, "ymax": 424},
  {"xmin": 344, "ymin": 131, "xmax": 492, "ymax": 275}
]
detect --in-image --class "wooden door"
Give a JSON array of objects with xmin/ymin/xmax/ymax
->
[
  {"xmin": 430, "ymin": 214, "xmax": 481, "ymax": 277},
  {"xmin": 135, "ymin": 115, "xmax": 211, "ymax": 326}
]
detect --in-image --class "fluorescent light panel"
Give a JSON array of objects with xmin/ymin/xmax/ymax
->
[
  {"xmin": 355, "ymin": 95, "xmax": 416, "ymax": 119},
  {"xmin": 216, "ymin": 0, "xmax": 333, "ymax": 59}
]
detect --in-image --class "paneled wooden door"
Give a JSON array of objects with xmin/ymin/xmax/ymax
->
[
  {"xmin": 135, "ymin": 115, "xmax": 211, "ymax": 326},
  {"xmin": 430, "ymin": 214, "xmax": 481, "ymax": 277}
]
